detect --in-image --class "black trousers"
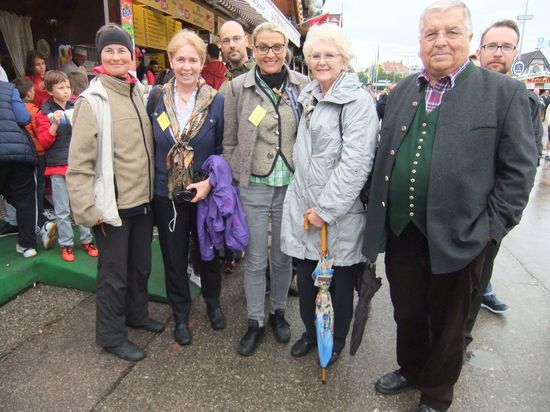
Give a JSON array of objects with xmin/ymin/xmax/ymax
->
[
  {"xmin": 464, "ymin": 240, "xmax": 500, "ymax": 347},
  {"xmin": 0, "ymin": 163, "xmax": 37, "ymax": 248},
  {"xmin": 154, "ymin": 196, "xmax": 221, "ymax": 325},
  {"xmin": 385, "ymin": 223, "xmax": 486, "ymax": 411},
  {"xmin": 295, "ymin": 258, "xmax": 358, "ymax": 354},
  {"xmin": 93, "ymin": 213, "xmax": 154, "ymax": 347}
]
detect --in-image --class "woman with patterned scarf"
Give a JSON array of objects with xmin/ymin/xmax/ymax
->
[
  {"xmin": 223, "ymin": 22, "xmax": 309, "ymax": 356},
  {"xmin": 149, "ymin": 30, "xmax": 225, "ymax": 347}
]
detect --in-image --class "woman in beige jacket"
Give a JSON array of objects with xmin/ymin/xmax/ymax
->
[{"xmin": 67, "ymin": 24, "xmax": 163, "ymax": 362}]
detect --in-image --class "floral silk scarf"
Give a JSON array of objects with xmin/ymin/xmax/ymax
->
[{"xmin": 161, "ymin": 77, "xmax": 217, "ymax": 197}]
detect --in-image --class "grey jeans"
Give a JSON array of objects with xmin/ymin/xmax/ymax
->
[
  {"xmin": 239, "ymin": 183, "xmax": 292, "ymax": 326},
  {"xmin": 51, "ymin": 175, "xmax": 93, "ymax": 247}
]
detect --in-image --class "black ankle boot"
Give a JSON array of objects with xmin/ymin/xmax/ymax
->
[
  {"xmin": 268, "ymin": 309, "xmax": 291, "ymax": 342},
  {"xmin": 174, "ymin": 322, "xmax": 192, "ymax": 346},
  {"xmin": 237, "ymin": 319, "xmax": 265, "ymax": 356},
  {"xmin": 207, "ymin": 304, "xmax": 226, "ymax": 330}
]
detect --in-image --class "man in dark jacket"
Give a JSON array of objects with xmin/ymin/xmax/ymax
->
[
  {"xmin": 0, "ymin": 79, "xmax": 38, "ymax": 257},
  {"xmin": 218, "ymin": 21, "xmax": 254, "ymax": 94},
  {"xmin": 462, "ymin": 19, "xmax": 543, "ymax": 345},
  {"xmin": 363, "ymin": 2, "xmax": 537, "ymax": 411}
]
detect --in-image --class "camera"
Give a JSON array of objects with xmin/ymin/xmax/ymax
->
[{"xmin": 172, "ymin": 188, "xmax": 197, "ymax": 203}]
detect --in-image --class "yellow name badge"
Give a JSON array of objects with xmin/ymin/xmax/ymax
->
[
  {"xmin": 157, "ymin": 112, "xmax": 171, "ymax": 131},
  {"xmin": 248, "ymin": 105, "xmax": 267, "ymax": 127}
]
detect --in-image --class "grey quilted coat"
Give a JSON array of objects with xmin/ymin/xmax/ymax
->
[{"xmin": 281, "ymin": 73, "xmax": 379, "ymax": 265}]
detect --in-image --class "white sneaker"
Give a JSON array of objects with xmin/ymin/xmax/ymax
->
[
  {"xmin": 40, "ymin": 221, "xmax": 57, "ymax": 249},
  {"xmin": 16, "ymin": 244, "xmax": 37, "ymax": 258}
]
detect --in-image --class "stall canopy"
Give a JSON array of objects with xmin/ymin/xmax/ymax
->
[{"xmin": 205, "ymin": 0, "xmax": 300, "ymax": 46}]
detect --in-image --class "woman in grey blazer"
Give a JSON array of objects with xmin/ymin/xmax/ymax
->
[{"xmin": 223, "ymin": 22, "xmax": 309, "ymax": 356}]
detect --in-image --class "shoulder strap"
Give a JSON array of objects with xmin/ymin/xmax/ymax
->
[{"xmin": 146, "ymin": 85, "xmax": 163, "ymax": 117}]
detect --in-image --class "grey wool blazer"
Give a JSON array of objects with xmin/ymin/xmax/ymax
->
[
  {"xmin": 362, "ymin": 64, "xmax": 538, "ymax": 274},
  {"xmin": 222, "ymin": 65, "xmax": 309, "ymax": 187}
]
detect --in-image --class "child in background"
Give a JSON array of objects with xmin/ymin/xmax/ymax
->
[
  {"xmin": 67, "ymin": 71, "xmax": 88, "ymax": 103},
  {"xmin": 11, "ymin": 77, "xmax": 57, "ymax": 249},
  {"xmin": 36, "ymin": 70, "xmax": 98, "ymax": 262}
]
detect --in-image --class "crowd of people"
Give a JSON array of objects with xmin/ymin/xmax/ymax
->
[{"xmin": 0, "ymin": 0, "xmax": 546, "ymax": 411}]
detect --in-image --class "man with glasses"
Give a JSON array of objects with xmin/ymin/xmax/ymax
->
[
  {"xmin": 219, "ymin": 21, "xmax": 254, "ymax": 91},
  {"xmin": 363, "ymin": 2, "xmax": 537, "ymax": 411},
  {"xmin": 462, "ymin": 19, "xmax": 543, "ymax": 347}
]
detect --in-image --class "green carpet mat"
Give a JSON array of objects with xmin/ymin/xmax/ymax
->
[{"xmin": 0, "ymin": 228, "xmax": 200, "ymax": 305}]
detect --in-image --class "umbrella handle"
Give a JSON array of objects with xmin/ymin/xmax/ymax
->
[
  {"xmin": 321, "ymin": 223, "xmax": 327, "ymax": 256},
  {"xmin": 304, "ymin": 217, "xmax": 328, "ymax": 257}
]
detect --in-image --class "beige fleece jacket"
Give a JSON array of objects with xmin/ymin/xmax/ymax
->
[{"xmin": 67, "ymin": 74, "xmax": 154, "ymax": 227}]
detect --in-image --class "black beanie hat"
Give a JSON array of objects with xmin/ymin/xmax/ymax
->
[{"xmin": 96, "ymin": 25, "xmax": 133, "ymax": 57}]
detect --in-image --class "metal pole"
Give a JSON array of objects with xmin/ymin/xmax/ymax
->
[
  {"xmin": 103, "ymin": 0, "xmax": 109, "ymax": 24},
  {"xmin": 519, "ymin": 0, "xmax": 529, "ymax": 55}
]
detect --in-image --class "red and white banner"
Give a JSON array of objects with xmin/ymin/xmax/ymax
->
[{"xmin": 309, "ymin": 13, "xmax": 329, "ymax": 26}]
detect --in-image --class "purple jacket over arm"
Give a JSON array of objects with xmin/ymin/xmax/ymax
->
[{"xmin": 197, "ymin": 155, "xmax": 249, "ymax": 261}]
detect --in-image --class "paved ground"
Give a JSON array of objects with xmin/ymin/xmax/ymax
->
[{"xmin": 1, "ymin": 163, "xmax": 549, "ymax": 412}]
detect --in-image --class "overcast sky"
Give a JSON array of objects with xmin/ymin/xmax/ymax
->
[{"xmin": 323, "ymin": 0, "xmax": 549, "ymax": 70}]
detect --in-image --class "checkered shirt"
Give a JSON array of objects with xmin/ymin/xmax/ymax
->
[{"xmin": 417, "ymin": 59, "xmax": 470, "ymax": 113}]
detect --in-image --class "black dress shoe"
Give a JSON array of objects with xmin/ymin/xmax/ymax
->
[
  {"xmin": 375, "ymin": 369, "xmax": 414, "ymax": 395},
  {"xmin": 268, "ymin": 309, "xmax": 291, "ymax": 343},
  {"xmin": 174, "ymin": 323, "xmax": 192, "ymax": 345},
  {"xmin": 326, "ymin": 350, "xmax": 340, "ymax": 367},
  {"xmin": 291, "ymin": 336, "xmax": 315, "ymax": 357},
  {"xmin": 416, "ymin": 403, "xmax": 441, "ymax": 412},
  {"xmin": 237, "ymin": 320, "xmax": 265, "ymax": 356},
  {"xmin": 104, "ymin": 340, "xmax": 145, "ymax": 361},
  {"xmin": 207, "ymin": 305, "xmax": 226, "ymax": 330},
  {"xmin": 127, "ymin": 318, "xmax": 165, "ymax": 334}
]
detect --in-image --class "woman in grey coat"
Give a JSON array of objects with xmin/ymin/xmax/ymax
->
[
  {"xmin": 280, "ymin": 24, "xmax": 378, "ymax": 365},
  {"xmin": 223, "ymin": 22, "xmax": 309, "ymax": 356}
]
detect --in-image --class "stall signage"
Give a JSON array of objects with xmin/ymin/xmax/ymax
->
[{"xmin": 173, "ymin": 0, "xmax": 214, "ymax": 32}]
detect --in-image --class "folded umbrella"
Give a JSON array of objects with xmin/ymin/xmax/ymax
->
[
  {"xmin": 304, "ymin": 218, "xmax": 335, "ymax": 383},
  {"xmin": 349, "ymin": 260, "xmax": 382, "ymax": 356}
]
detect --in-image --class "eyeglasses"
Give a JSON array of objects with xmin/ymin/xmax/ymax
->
[
  {"xmin": 481, "ymin": 43, "xmax": 517, "ymax": 54},
  {"xmin": 310, "ymin": 53, "xmax": 341, "ymax": 63},
  {"xmin": 422, "ymin": 29, "xmax": 465, "ymax": 42},
  {"xmin": 221, "ymin": 35, "xmax": 244, "ymax": 46},
  {"xmin": 255, "ymin": 43, "xmax": 286, "ymax": 55}
]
